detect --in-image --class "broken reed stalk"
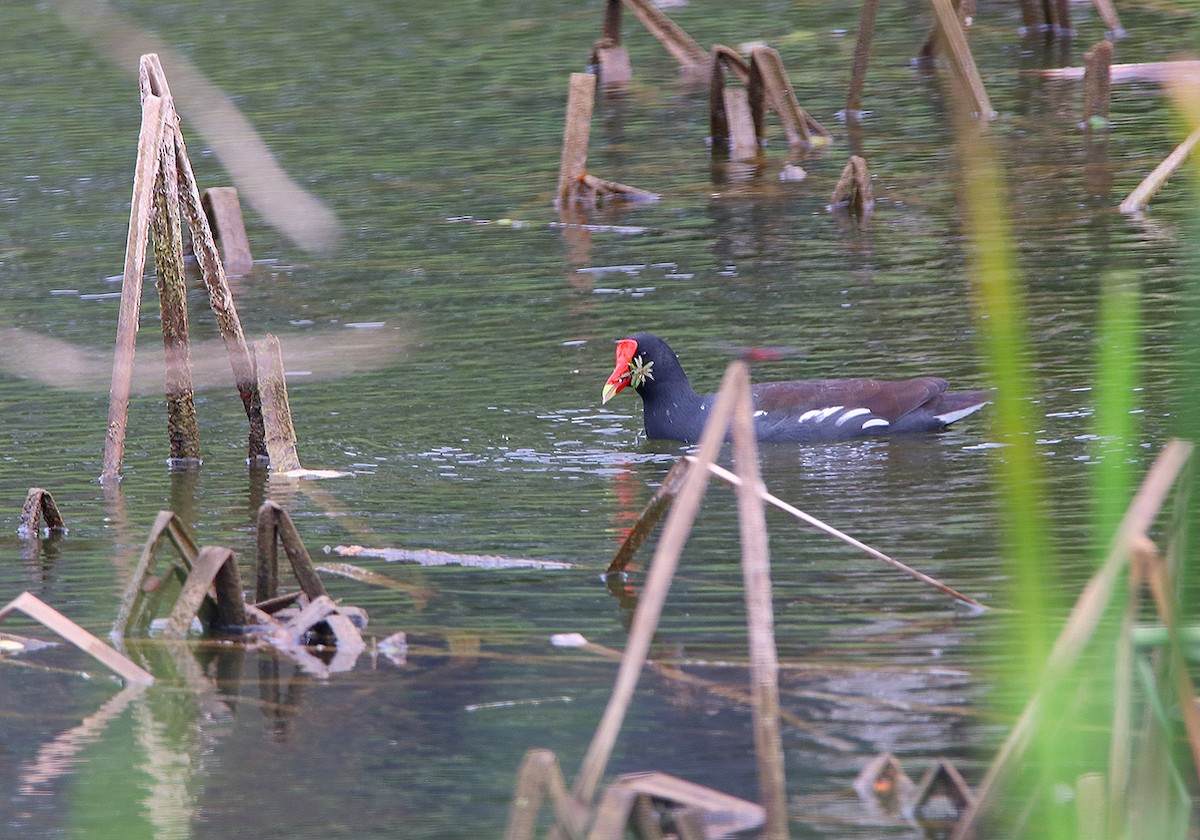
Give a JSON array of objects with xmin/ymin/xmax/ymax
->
[
  {"xmin": 709, "ymin": 46, "xmax": 757, "ymax": 161},
  {"xmin": 928, "ymin": 0, "xmax": 992, "ymax": 120},
  {"xmin": 697, "ymin": 459, "xmax": 986, "ymax": 611},
  {"xmin": 830, "ymin": 155, "xmax": 874, "ymax": 222},
  {"xmin": 607, "ymin": 458, "xmax": 691, "ymax": 574},
  {"xmin": 111, "ymin": 509, "xmax": 200, "ymax": 639},
  {"xmin": 1136, "ymin": 539, "xmax": 1200, "ymax": 782},
  {"xmin": 1119, "ymin": 123, "xmax": 1200, "ymax": 214},
  {"xmin": 505, "ymin": 750, "xmax": 582, "ymax": 840},
  {"xmin": 202, "ymin": 187, "xmax": 254, "ymax": 276},
  {"xmin": 950, "ymin": 438, "xmax": 1193, "ymax": 839},
  {"xmin": 255, "ymin": 500, "xmax": 329, "ymax": 603},
  {"xmin": 1092, "ymin": 0, "xmax": 1125, "ymax": 38},
  {"xmin": 609, "ymin": 456, "xmax": 985, "ymax": 610},
  {"xmin": 162, "ymin": 545, "xmax": 246, "ymax": 638},
  {"xmin": 1055, "ymin": 0, "xmax": 1072, "ymax": 33},
  {"xmin": 619, "ymin": 0, "xmax": 709, "ymax": 74},
  {"xmin": 151, "ymin": 125, "xmax": 201, "ymax": 464},
  {"xmin": 557, "ymin": 73, "xmax": 597, "ymax": 206},
  {"xmin": 18, "ymin": 488, "xmax": 66, "ymax": 537},
  {"xmin": 846, "ymin": 0, "xmax": 879, "ymax": 116},
  {"xmin": 709, "ymin": 47, "xmax": 760, "ymax": 162},
  {"xmin": 602, "ymin": 0, "xmax": 621, "ymax": 43},
  {"xmin": 1082, "ymin": 40, "xmax": 1114, "ymax": 130},
  {"xmin": 749, "ymin": 45, "xmax": 830, "ymax": 149},
  {"xmin": 255, "ymin": 335, "xmax": 303, "ymax": 472},
  {"xmin": 570, "ymin": 362, "xmax": 790, "ymax": 840},
  {"xmin": 0, "ymin": 592, "xmax": 154, "ymax": 684},
  {"xmin": 140, "ymin": 53, "xmax": 267, "ymax": 461},
  {"xmin": 102, "ymin": 93, "xmax": 171, "ymax": 483},
  {"xmin": 728, "ymin": 365, "xmax": 789, "ymax": 840}
]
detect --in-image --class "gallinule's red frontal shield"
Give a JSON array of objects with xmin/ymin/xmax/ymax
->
[{"xmin": 602, "ymin": 333, "xmax": 989, "ymax": 444}]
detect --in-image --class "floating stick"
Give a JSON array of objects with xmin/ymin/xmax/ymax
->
[
  {"xmin": 0, "ymin": 592, "xmax": 153, "ymax": 684},
  {"xmin": 1119, "ymin": 124, "xmax": 1200, "ymax": 213},
  {"xmin": 592, "ymin": 38, "xmax": 632, "ymax": 88},
  {"xmin": 698, "ymin": 459, "xmax": 984, "ymax": 610}
]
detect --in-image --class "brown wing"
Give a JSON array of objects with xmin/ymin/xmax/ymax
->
[{"xmin": 750, "ymin": 377, "xmax": 949, "ymax": 422}]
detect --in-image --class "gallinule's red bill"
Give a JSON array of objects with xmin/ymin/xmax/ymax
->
[{"xmin": 601, "ymin": 332, "xmax": 988, "ymax": 443}]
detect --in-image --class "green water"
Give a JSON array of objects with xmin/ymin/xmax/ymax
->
[{"xmin": 1, "ymin": 1, "xmax": 1198, "ymax": 837}]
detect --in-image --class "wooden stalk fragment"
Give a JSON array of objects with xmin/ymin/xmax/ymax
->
[
  {"xmin": 709, "ymin": 46, "xmax": 755, "ymax": 156},
  {"xmin": 908, "ymin": 759, "xmax": 975, "ymax": 822},
  {"xmin": 102, "ymin": 93, "xmax": 171, "ymax": 483},
  {"xmin": 1054, "ymin": 0, "xmax": 1072, "ymax": 34},
  {"xmin": 255, "ymin": 500, "xmax": 330, "ymax": 603},
  {"xmin": 570, "ymin": 363, "xmax": 742, "ymax": 817},
  {"xmin": 1016, "ymin": 0, "xmax": 1039, "ymax": 31},
  {"xmin": 830, "ymin": 155, "xmax": 875, "ymax": 221},
  {"xmin": 151, "ymin": 127, "xmax": 201, "ymax": 464},
  {"xmin": 18, "ymin": 488, "xmax": 67, "ymax": 537},
  {"xmin": 619, "ymin": 0, "xmax": 708, "ymax": 75},
  {"xmin": 556, "ymin": 73, "xmax": 596, "ymax": 206},
  {"xmin": 749, "ymin": 45, "xmax": 831, "ymax": 148},
  {"xmin": 569, "ymin": 362, "xmax": 790, "ymax": 840},
  {"xmin": 697, "ymin": 459, "xmax": 984, "ymax": 610},
  {"xmin": 602, "ymin": 0, "xmax": 621, "ymax": 43},
  {"xmin": 0, "ymin": 592, "xmax": 153, "ymax": 684},
  {"xmin": 1082, "ymin": 40, "xmax": 1114, "ymax": 130},
  {"xmin": 255, "ymin": 334, "xmax": 303, "ymax": 472},
  {"xmin": 504, "ymin": 750, "xmax": 585, "ymax": 840},
  {"xmin": 576, "ymin": 174, "xmax": 659, "ymax": 205},
  {"xmin": 161, "ymin": 545, "xmax": 246, "ymax": 638},
  {"xmin": 1119, "ymin": 124, "xmax": 1200, "ymax": 213},
  {"xmin": 1091, "ymin": 0, "xmax": 1125, "ymax": 38},
  {"xmin": 202, "ymin": 187, "xmax": 254, "ymax": 276},
  {"xmin": 111, "ymin": 509, "xmax": 200, "ymax": 638},
  {"xmin": 854, "ymin": 752, "xmax": 916, "ymax": 810},
  {"xmin": 846, "ymin": 0, "xmax": 879, "ymax": 116},
  {"xmin": 727, "ymin": 364, "xmax": 788, "ymax": 839},
  {"xmin": 140, "ymin": 53, "xmax": 267, "ymax": 461},
  {"xmin": 928, "ymin": 0, "xmax": 993, "ymax": 120},
  {"xmin": 592, "ymin": 39, "xmax": 632, "ymax": 88},
  {"xmin": 722, "ymin": 88, "xmax": 761, "ymax": 162},
  {"xmin": 606, "ymin": 457, "xmax": 691, "ymax": 575}
]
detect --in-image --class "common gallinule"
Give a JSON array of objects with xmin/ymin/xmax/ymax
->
[{"xmin": 601, "ymin": 332, "xmax": 988, "ymax": 443}]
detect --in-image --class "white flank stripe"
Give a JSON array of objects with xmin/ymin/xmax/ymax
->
[
  {"xmin": 934, "ymin": 402, "xmax": 988, "ymax": 425},
  {"xmin": 862, "ymin": 418, "xmax": 891, "ymax": 429},
  {"xmin": 816, "ymin": 405, "xmax": 843, "ymax": 422},
  {"xmin": 834, "ymin": 407, "xmax": 872, "ymax": 427},
  {"xmin": 798, "ymin": 409, "xmax": 821, "ymax": 423},
  {"xmin": 753, "ymin": 410, "xmax": 767, "ymax": 417}
]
